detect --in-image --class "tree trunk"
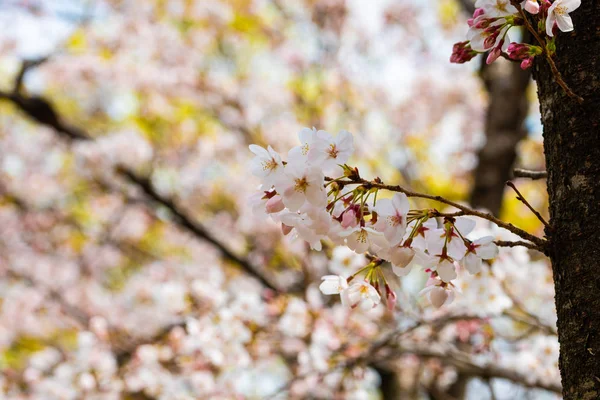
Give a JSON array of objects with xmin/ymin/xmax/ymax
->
[{"xmin": 535, "ymin": 3, "xmax": 600, "ymax": 399}]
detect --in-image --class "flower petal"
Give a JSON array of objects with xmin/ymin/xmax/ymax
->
[{"xmin": 556, "ymin": 14, "xmax": 574, "ymax": 32}]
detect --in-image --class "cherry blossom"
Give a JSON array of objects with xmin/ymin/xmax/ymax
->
[
  {"xmin": 329, "ymin": 246, "xmax": 367, "ymax": 276},
  {"xmin": 387, "ymin": 246, "xmax": 416, "ymax": 275},
  {"xmin": 373, "ymin": 193, "xmax": 410, "ymax": 246},
  {"xmin": 420, "ymin": 279, "xmax": 458, "ymax": 308},
  {"xmin": 475, "ymin": 0, "xmax": 518, "ymax": 17},
  {"xmin": 288, "ymin": 127, "xmax": 320, "ymax": 164},
  {"xmin": 461, "ymin": 236, "xmax": 499, "ymax": 274},
  {"xmin": 427, "ymin": 217, "xmax": 476, "ymax": 260},
  {"xmin": 342, "ymin": 226, "xmax": 384, "ymax": 254},
  {"xmin": 0, "ymin": 1, "xmax": 564, "ymax": 398},
  {"xmin": 467, "ymin": 18, "xmax": 511, "ymax": 53},
  {"xmin": 265, "ymin": 195, "xmax": 285, "ymax": 214},
  {"xmin": 343, "ymin": 280, "xmax": 381, "ymax": 310},
  {"xmin": 319, "ymin": 275, "xmax": 349, "ymax": 296},
  {"xmin": 275, "ymin": 159, "xmax": 326, "ymax": 212},
  {"xmin": 308, "ymin": 130, "xmax": 354, "ymax": 175},
  {"xmin": 432, "ymin": 257, "xmax": 459, "ymax": 282},
  {"xmin": 546, "ymin": 0, "xmax": 581, "ymax": 36},
  {"xmin": 523, "ymin": 0, "xmax": 540, "ymax": 14},
  {"xmin": 409, "ymin": 218, "xmax": 439, "ymax": 250},
  {"xmin": 249, "ymin": 145, "xmax": 284, "ymax": 187}
]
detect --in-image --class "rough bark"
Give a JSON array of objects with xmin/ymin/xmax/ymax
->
[
  {"xmin": 470, "ymin": 58, "xmax": 531, "ymax": 216},
  {"xmin": 534, "ymin": 3, "xmax": 600, "ymax": 399}
]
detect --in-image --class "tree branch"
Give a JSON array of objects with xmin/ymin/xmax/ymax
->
[
  {"xmin": 506, "ymin": 181, "xmax": 550, "ymax": 230},
  {"xmin": 494, "ymin": 240, "xmax": 540, "ymax": 251},
  {"xmin": 0, "ymin": 61, "xmax": 280, "ymax": 293},
  {"xmin": 513, "ymin": 168, "xmax": 547, "ymax": 180},
  {"xmin": 268, "ymin": 315, "xmax": 561, "ymax": 398},
  {"xmin": 329, "ymin": 176, "xmax": 547, "ymax": 248},
  {"xmin": 116, "ymin": 167, "xmax": 278, "ymax": 291}
]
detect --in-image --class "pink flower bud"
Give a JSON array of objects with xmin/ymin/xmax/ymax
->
[
  {"xmin": 486, "ymin": 47, "xmax": 502, "ymax": 65},
  {"xmin": 429, "ymin": 286, "xmax": 449, "ymax": 308},
  {"xmin": 385, "ymin": 284, "xmax": 397, "ymax": 311},
  {"xmin": 281, "ymin": 223, "xmax": 293, "ymax": 235},
  {"xmin": 468, "ymin": 8, "xmax": 485, "ymax": 26},
  {"xmin": 483, "ymin": 32, "xmax": 499, "ymax": 50},
  {"xmin": 474, "ymin": 19, "xmax": 491, "ymax": 29},
  {"xmin": 507, "ymin": 42, "xmax": 532, "ymax": 60},
  {"xmin": 450, "ymin": 41, "xmax": 477, "ymax": 64},
  {"xmin": 265, "ymin": 195, "xmax": 285, "ymax": 213},
  {"xmin": 520, "ymin": 57, "xmax": 534, "ymax": 70},
  {"xmin": 341, "ymin": 209, "xmax": 357, "ymax": 229},
  {"xmin": 523, "ymin": 0, "xmax": 540, "ymax": 14}
]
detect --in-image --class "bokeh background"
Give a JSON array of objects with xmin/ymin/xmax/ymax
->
[{"xmin": 0, "ymin": 1, "xmax": 556, "ymax": 399}]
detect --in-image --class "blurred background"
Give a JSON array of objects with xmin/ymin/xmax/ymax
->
[{"xmin": 0, "ymin": 0, "xmax": 556, "ymax": 399}]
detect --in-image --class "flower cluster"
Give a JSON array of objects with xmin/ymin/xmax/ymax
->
[
  {"xmin": 250, "ymin": 129, "xmax": 499, "ymax": 309},
  {"xmin": 451, "ymin": 0, "xmax": 581, "ymax": 69}
]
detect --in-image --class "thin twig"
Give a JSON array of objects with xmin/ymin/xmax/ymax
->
[
  {"xmin": 494, "ymin": 240, "xmax": 540, "ymax": 251},
  {"xmin": 513, "ymin": 168, "xmax": 547, "ymax": 180},
  {"xmin": 513, "ymin": 1, "xmax": 584, "ymax": 103},
  {"xmin": 329, "ymin": 176, "xmax": 546, "ymax": 248},
  {"xmin": 506, "ymin": 181, "xmax": 551, "ymax": 230}
]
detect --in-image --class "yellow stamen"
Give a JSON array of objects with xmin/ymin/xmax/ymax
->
[
  {"xmin": 327, "ymin": 143, "xmax": 339, "ymax": 159},
  {"xmin": 294, "ymin": 177, "xmax": 309, "ymax": 192}
]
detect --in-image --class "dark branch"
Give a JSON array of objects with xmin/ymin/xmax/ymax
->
[
  {"xmin": 513, "ymin": 168, "xmax": 548, "ymax": 180},
  {"xmin": 506, "ymin": 181, "xmax": 551, "ymax": 230},
  {"xmin": 117, "ymin": 167, "xmax": 278, "ymax": 291},
  {"xmin": 0, "ymin": 61, "xmax": 280, "ymax": 293},
  {"xmin": 13, "ymin": 57, "xmax": 49, "ymax": 94}
]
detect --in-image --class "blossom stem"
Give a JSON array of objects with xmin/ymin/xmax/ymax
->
[
  {"xmin": 330, "ymin": 176, "xmax": 546, "ymax": 249},
  {"xmin": 512, "ymin": 1, "xmax": 584, "ymax": 103}
]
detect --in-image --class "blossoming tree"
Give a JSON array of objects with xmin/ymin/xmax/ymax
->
[{"xmin": 0, "ymin": 0, "xmax": 594, "ymax": 399}]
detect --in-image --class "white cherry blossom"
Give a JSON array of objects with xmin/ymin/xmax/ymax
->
[
  {"xmin": 329, "ymin": 246, "xmax": 367, "ymax": 276},
  {"xmin": 288, "ymin": 127, "xmax": 319, "ymax": 164},
  {"xmin": 275, "ymin": 158, "xmax": 326, "ymax": 212},
  {"xmin": 249, "ymin": 145, "xmax": 284, "ymax": 187},
  {"xmin": 279, "ymin": 211, "xmax": 326, "ymax": 251},
  {"xmin": 460, "ymin": 236, "xmax": 499, "ymax": 274},
  {"xmin": 427, "ymin": 217, "xmax": 475, "ymax": 260},
  {"xmin": 474, "ymin": 0, "xmax": 518, "ymax": 16},
  {"xmin": 342, "ymin": 226, "xmax": 384, "ymax": 254},
  {"xmin": 546, "ymin": 0, "xmax": 581, "ymax": 37},
  {"xmin": 432, "ymin": 257, "xmax": 458, "ymax": 282},
  {"xmin": 265, "ymin": 195, "xmax": 285, "ymax": 214},
  {"xmin": 420, "ymin": 282, "xmax": 457, "ymax": 308},
  {"xmin": 373, "ymin": 193, "xmax": 409, "ymax": 246},
  {"xmin": 308, "ymin": 130, "xmax": 354, "ymax": 174},
  {"xmin": 409, "ymin": 218, "xmax": 438, "ymax": 251},
  {"xmin": 393, "ymin": 249, "xmax": 438, "ymax": 277},
  {"xmin": 343, "ymin": 280, "xmax": 381, "ymax": 310},
  {"xmin": 319, "ymin": 275, "xmax": 349, "ymax": 295},
  {"xmin": 467, "ymin": 18, "xmax": 510, "ymax": 52},
  {"xmin": 375, "ymin": 244, "xmax": 417, "ymax": 277}
]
